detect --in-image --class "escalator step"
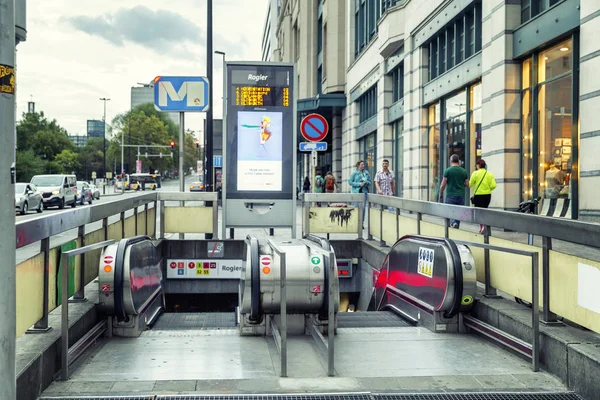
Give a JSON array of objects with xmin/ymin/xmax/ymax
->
[
  {"xmin": 151, "ymin": 312, "xmax": 236, "ymax": 330},
  {"xmin": 374, "ymin": 393, "xmax": 583, "ymax": 400},
  {"xmin": 337, "ymin": 311, "xmax": 411, "ymax": 328}
]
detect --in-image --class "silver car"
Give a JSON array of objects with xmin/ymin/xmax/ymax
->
[
  {"xmin": 15, "ymin": 183, "xmax": 43, "ymax": 215},
  {"xmin": 88, "ymin": 183, "xmax": 101, "ymax": 200}
]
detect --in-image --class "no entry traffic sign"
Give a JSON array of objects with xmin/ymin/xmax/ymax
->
[{"xmin": 300, "ymin": 113, "xmax": 329, "ymax": 142}]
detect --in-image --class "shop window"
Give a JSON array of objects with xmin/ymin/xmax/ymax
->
[
  {"xmin": 428, "ymin": 103, "xmax": 441, "ymax": 201},
  {"xmin": 521, "ymin": 38, "xmax": 576, "ymax": 212},
  {"xmin": 445, "ymin": 91, "xmax": 467, "ymax": 167},
  {"xmin": 426, "ymin": 2, "xmax": 482, "ymax": 81},
  {"xmin": 360, "ymin": 133, "xmax": 377, "ymax": 193},
  {"xmin": 469, "ymin": 83, "xmax": 483, "ymax": 168}
]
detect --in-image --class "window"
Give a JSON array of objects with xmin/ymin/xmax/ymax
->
[
  {"xmin": 317, "ymin": 16, "xmax": 323, "ymax": 53},
  {"xmin": 392, "ymin": 63, "xmax": 404, "ymax": 102},
  {"xmin": 393, "ymin": 119, "xmax": 404, "ymax": 197},
  {"xmin": 521, "ymin": 0, "xmax": 563, "ymax": 24},
  {"xmin": 469, "ymin": 83, "xmax": 482, "ymax": 167},
  {"xmin": 294, "ymin": 25, "xmax": 300, "ymax": 60},
  {"xmin": 361, "ymin": 134, "xmax": 377, "ymax": 193},
  {"xmin": 521, "ymin": 38, "xmax": 577, "ymax": 216},
  {"xmin": 354, "ymin": 0, "xmax": 380, "ymax": 57},
  {"xmin": 323, "ymin": 24, "xmax": 327, "ymax": 80},
  {"xmin": 382, "ymin": 0, "xmax": 399, "ymax": 13},
  {"xmin": 358, "ymin": 86, "xmax": 377, "ymax": 123},
  {"xmin": 426, "ymin": 2, "xmax": 482, "ymax": 81},
  {"xmin": 317, "ymin": 67, "xmax": 322, "ymax": 94},
  {"xmin": 428, "ymin": 103, "xmax": 441, "ymax": 201}
]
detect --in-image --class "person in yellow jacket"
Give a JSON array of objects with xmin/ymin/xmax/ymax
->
[{"xmin": 469, "ymin": 159, "xmax": 497, "ymax": 234}]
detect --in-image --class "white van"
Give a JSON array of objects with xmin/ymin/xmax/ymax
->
[{"xmin": 30, "ymin": 174, "xmax": 77, "ymax": 209}]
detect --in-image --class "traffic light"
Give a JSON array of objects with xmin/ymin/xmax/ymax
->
[
  {"xmin": 170, "ymin": 140, "xmax": 175, "ymax": 150},
  {"xmin": 195, "ymin": 139, "xmax": 200, "ymax": 148}
]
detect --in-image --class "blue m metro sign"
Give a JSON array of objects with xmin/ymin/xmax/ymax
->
[{"xmin": 153, "ymin": 76, "xmax": 210, "ymax": 112}]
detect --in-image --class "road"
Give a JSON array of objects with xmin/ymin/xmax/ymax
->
[{"xmin": 16, "ymin": 175, "xmax": 198, "ymax": 264}]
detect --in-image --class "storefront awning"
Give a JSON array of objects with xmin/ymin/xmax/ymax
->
[{"xmin": 297, "ymin": 93, "xmax": 346, "ymax": 112}]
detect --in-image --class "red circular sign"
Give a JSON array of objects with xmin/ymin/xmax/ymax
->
[
  {"xmin": 104, "ymin": 256, "xmax": 114, "ymax": 264},
  {"xmin": 169, "ymin": 262, "xmax": 177, "ymax": 269},
  {"xmin": 261, "ymin": 256, "xmax": 271, "ymax": 266},
  {"xmin": 300, "ymin": 113, "xmax": 329, "ymax": 142},
  {"xmin": 188, "ymin": 262, "xmax": 196, "ymax": 269}
]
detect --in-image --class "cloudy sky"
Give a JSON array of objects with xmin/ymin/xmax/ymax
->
[{"xmin": 15, "ymin": 0, "xmax": 268, "ymax": 139}]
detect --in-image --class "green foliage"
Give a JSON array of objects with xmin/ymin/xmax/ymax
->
[
  {"xmin": 15, "ymin": 150, "xmax": 45, "ymax": 183},
  {"xmin": 55, "ymin": 149, "xmax": 81, "ymax": 174},
  {"xmin": 75, "ymin": 138, "xmax": 105, "ymax": 181}
]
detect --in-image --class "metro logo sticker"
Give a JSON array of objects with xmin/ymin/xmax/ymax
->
[{"xmin": 417, "ymin": 247, "xmax": 434, "ymax": 278}]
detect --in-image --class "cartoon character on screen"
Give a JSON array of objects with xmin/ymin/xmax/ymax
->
[{"xmin": 259, "ymin": 116, "xmax": 271, "ymax": 155}]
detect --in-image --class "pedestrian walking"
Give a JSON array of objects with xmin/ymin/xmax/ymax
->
[
  {"xmin": 439, "ymin": 154, "xmax": 469, "ymax": 229},
  {"xmin": 469, "ymin": 159, "xmax": 497, "ymax": 234}
]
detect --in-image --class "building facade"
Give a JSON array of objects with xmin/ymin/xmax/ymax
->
[
  {"xmin": 269, "ymin": 0, "xmax": 599, "ymax": 221},
  {"xmin": 130, "ymin": 83, "xmax": 179, "ymax": 125},
  {"xmin": 86, "ymin": 119, "xmax": 105, "ymax": 139},
  {"xmin": 68, "ymin": 135, "xmax": 87, "ymax": 147},
  {"xmin": 261, "ymin": 0, "xmax": 280, "ymax": 61}
]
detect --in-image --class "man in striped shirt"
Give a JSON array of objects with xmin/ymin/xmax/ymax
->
[{"xmin": 375, "ymin": 159, "xmax": 395, "ymax": 196}]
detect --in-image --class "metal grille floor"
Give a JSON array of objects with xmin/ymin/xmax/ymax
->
[
  {"xmin": 38, "ymin": 391, "xmax": 583, "ymax": 400},
  {"xmin": 336, "ymin": 311, "xmax": 411, "ymax": 328},
  {"xmin": 151, "ymin": 313, "xmax": 236, "ymax": 330}
]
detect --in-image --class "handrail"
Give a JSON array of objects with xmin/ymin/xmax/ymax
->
[
  {"xmin": 303, "ymin": 192, "xmax": 600, "ymax": 249},
  {"xmin": 16, "ymin": 193, "xmax": 157, "ymax": 249}
]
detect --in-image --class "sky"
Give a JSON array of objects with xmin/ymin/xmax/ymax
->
[{"xmin": 15, "ymin": 0, "xmax": 269, "ymax": 141}]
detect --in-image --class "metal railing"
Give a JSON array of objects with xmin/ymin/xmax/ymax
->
[
  {"xmin": 157, "ymin": 191, "xmax": 218, "ymax": 239},
  {"xmin": 17, "ymin": 193, "xmax": 158, "ymax": 334},
  {"xmin": 266, "ymin": 239, "xmax": 288, "ymax": 378},
  {"xmin": 303, "ymin": 192, "xmax": 600, "ymax": 328}
]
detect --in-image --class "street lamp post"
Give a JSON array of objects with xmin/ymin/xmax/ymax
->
[{"xmin": 99, "ymin": 97, "xmax": 111, "ymax": 194}]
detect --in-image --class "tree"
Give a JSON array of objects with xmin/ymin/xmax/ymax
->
[
  {"xmin": 55, "ymin": 149, "xmax": 80, "ymax": 174},
  {"xmin": 17, "ymin": 111, "xmax": 70, "ymax": 154},
  {"xmin": 76, "ymin": 138, "xmax": 104, "ymax": 181},
  {"xmin": 31, "ymin": 129, "xmax": 74, "ymax": 162},
  {"xmin": 107, "ymin": 109, "xmax": 173, "ymax": 175},
  {"xmin": 15, "ymin": 150, "xmax": 45, "ymax": 183}
]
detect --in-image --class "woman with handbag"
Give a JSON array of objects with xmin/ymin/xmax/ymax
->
[{"xmin": 469, "ymin": 159, "xmax": 497, "ymax": 234}]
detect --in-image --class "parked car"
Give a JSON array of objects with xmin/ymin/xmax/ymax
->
[
  {"xmin": 30, "ymin": 174, "xmax": 77, "ymax": 209},
  {"xmin": 88, "ymin": 183, "xmax": 101, "ymax": 200},
  {"xmin": 189, "ymin": 180, "xmax": 204, "ymax": 192},
  {"xmin": 76, "ymin": 181, "xmax": 93, "ymax": 205},
  {"xmin": 15, "ymin": 183, "xmax": 43, "ymax": 215}
]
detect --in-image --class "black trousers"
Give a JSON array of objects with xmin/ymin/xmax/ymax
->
[{"xmin": 473, "ymin": 194, "xmax": 491, "ymax": 208}]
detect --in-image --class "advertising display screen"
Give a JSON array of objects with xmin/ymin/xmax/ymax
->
[{"xmin": 225, "ymin": 63, "xmax": 294, "ymax": 199}]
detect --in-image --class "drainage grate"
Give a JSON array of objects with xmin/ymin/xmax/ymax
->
[
  {"xmin": 151, "ymin": 313, "xmax": 236, "ymax": 330},
  {"xmin": 336, "ymin": 311, "xmax": 411, "ymax": 328},
  {"xmin": 159, "ymin": 395, "xmax": 372, "ymax": 400},
  {"xmin": 39, "ymin": 397, "xmax": 154, "ymax": 400},
  {"xmin": 375, "ymin": 393, "xmax": 583, "ymax": 400}
]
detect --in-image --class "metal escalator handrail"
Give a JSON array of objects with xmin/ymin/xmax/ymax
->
[
  {"xmin": 113, "ymin": 235, "xmax": 152, "ymax": 322},
  {"xmin": 245, "ymin": 235, "xmax": 261, "ymax": 322},
  {"xmin": 443, "ymin": 239, "xmax": 463, "ymax": 319}
]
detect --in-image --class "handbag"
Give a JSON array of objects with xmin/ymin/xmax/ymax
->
[{"xmin": 470, "ymin": 170, "xmax": 487, "ymax": 204}]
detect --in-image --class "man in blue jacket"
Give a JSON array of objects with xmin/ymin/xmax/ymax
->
[{"xmin": 349, "ymin": 160, "xmax": 371, "ymax": 228}]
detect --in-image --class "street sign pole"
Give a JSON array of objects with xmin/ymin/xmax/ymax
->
[
  {"xmin": 0, "ymin": 0, "xmax": 16, "ymax": 397},
  {"xmin": 311, "ymin": 150, "xmax": 317, "ymax": 191},
  {"xmin": 179, "ymin": 112, "xmax": 185, "ymax": 193},
  {"xmin": 205, "ymin": 0, "xmax": 214, "ymax": 240}
]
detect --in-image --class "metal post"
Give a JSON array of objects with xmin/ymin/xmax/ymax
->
[
  {"xmin": 134, "ymin": 206, "xmax": 139, "ymax": 236},
  {"xmin": 279, "ymin": 251, "xmax": 287, "ymax": 377},
  {"xmin": 179, "ymin": 112, "xmax": 185, "ymax": 193},
  {"xmin": 416, "ymin": 212, "xmax": 422, "ymax": 235},
  {"xmin": 367, "ymin": 196, "xmax": 373, "ymax": 240},
  {"xmin": 0, "ymin": 0, "xmax": 16, "ymax": 393},
  {"xmin": 357, "ymin": 196, "xmax": 363, "ymax": 240},
  {"xmin": 212, "ymin": 199, "xmax": 218, "ymax": 240},
  {"xmin": 72, "ymin": 226, "xmax": 86, "ymax": 301},
  {"xmin": 61, "ymin": 252, "xmax": 70, "ymax": 380},
  {"xmin": 379, "ymin": 204, "xmax": 385, "ymax": 246},
  {"xmin": 160, "ymin": 200, "xmax": 165, "ymax": 239},
  {"xmin": 444, "ymin": 218, "xmax": 449, "ymax": 239},
  {"xmin": 100, "ymin": 97, "xmax": 110, "ymax": 195},
  {"xmin": 145, "ymin": 203, "xmax": 149, "ymax": 236},
  {"xmin": 531, "ymin": 251, "xmax": 540, "ymax": 372},
  {"xmin": 541, "ymin": 236, "xmax": 560, "ymax": 324},
  {"xmin": 205, "ymin": 0, "xmax": 214, "ymax": 240},
  {"xmin": 483, "ymin": 225, "xmax": 499, "ymax": 297},
  {"xmin": 27, "ymin": 238, "xmax": 51, "ymax": 333},
  {"xmin": 103, "ymin": 217, "xmax": 108, "ymax": 241},
  {"xmin": 120, "ymin": 212, "xmax": 125, "ymax": 239},
  {"xmin": 327, "ymin": 250, "xmax": 335, "ymax": 376}
]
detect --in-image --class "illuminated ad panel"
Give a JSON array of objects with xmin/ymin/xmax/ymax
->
[{"xmin": 226, "ymin": 63, "xmax": 294, "ymax": 200}]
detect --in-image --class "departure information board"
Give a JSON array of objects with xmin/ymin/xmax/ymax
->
[{"xmin": 225, "ymin": 63, "xmax": 295, "ymax": 200}]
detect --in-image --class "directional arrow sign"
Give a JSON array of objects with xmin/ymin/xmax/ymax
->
[{"xmin": 299, "ymin": 142, "xmax": 327, "ymax": 151}]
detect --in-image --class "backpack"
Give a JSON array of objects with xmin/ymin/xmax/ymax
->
[
  {"xmin": 325, "ymin": 176, "xmax": 335, "ymax": 191},
  {"xmin": 316, "ymin": 176, "xmax": 323, "ymax": 188}
]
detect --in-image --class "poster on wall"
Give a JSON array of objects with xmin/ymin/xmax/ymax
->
[{"xmin": 237, "ymin": 111, "xmax": 283, "ymax": 191}]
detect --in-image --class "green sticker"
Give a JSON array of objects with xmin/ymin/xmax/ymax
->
[{"xmin": 310, "ymin": 256, "xmax": 321, "ymax": 265}]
